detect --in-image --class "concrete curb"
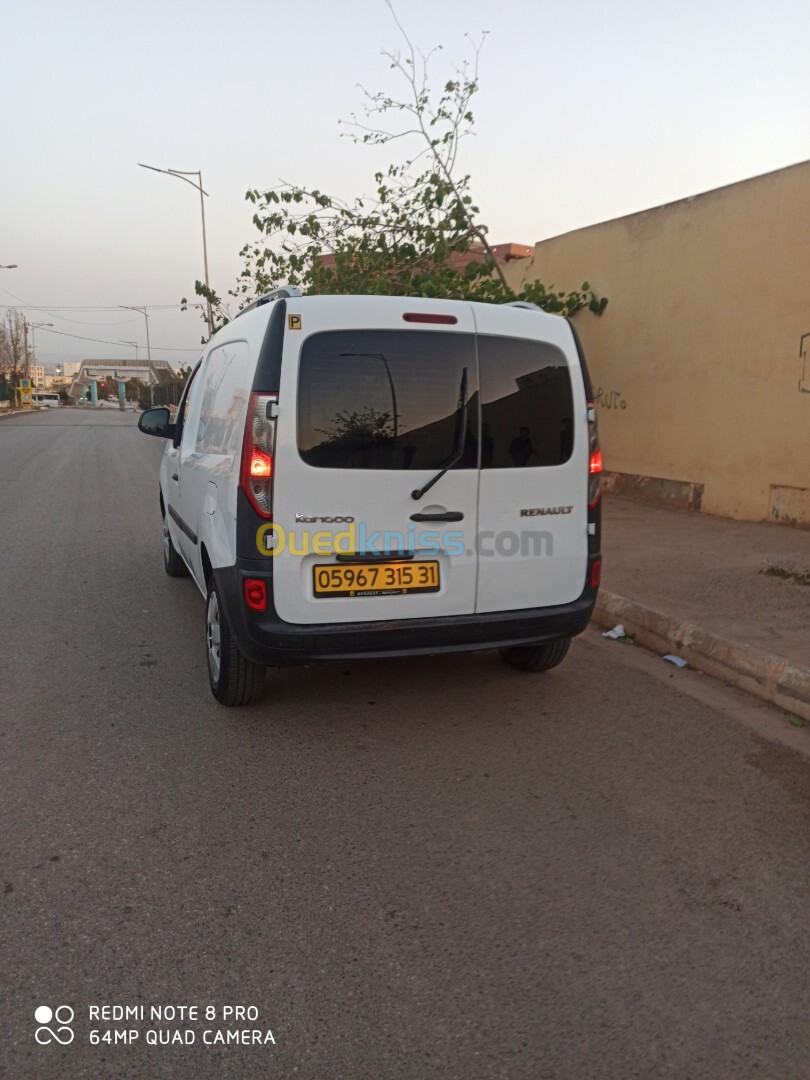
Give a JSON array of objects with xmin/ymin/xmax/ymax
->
[{"xmin": 593, "ymin": 590, "xmax": 810, "ymax": 724}]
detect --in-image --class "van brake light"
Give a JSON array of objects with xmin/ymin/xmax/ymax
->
[
  {"xmin": 403, "ymin": 312, "xmax": 458, "ymax": 324},
  {"xmin": 587, "ymin": 400, "xmax": 602, "ymax": 509},
  {"xmin": 240, "ymin": 393, "xmax": 276, "ymax": 518},
  {"xmin": 250, "ymin": 448, "xmax": 273, "ymax": 478}
]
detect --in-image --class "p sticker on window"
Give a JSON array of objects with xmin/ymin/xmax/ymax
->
[{"xmin": 288, "ymin": 314, "xmax": 302, "ymax": 330}]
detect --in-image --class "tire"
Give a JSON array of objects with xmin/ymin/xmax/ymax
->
[
  {"xmin": 500, "ymin": 637, "xmax": 571, "ymax": 673},
  {"xmin": 163, "ymin": 514, "xmax": 189, "ymax": 577},
  {"xmin": 205, "ymin": 577, "xmax": 266, "ymax": 706}
]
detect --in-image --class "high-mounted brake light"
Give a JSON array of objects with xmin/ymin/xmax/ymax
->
[
  {"xmin": 402, "ymin": 312, "xmax": 458, "ymax": 324},
  {"xmin": 587, "ymin": 400, "xmax": 602, "ymax": 509},
  {"xmin": 240, "ymin": 392, "xmax": 276, "ymax": 518}
]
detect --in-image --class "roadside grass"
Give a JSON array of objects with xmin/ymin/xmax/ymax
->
[{"xmin": 761, "ymin": 564, "xmax": 810, "ymax": 587}]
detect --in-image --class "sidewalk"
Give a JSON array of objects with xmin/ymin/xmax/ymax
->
[{"xmin": 596, "ymin": 496, "xmax": 810, "ymax": 722}]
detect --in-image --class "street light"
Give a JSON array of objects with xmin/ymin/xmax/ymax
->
[
  {"xmin": 138, "ymin": 163, "xmax": 213, "ymax": 337},
  {"xmin": 0, "ymin": 264, "xmax": 18, "ymax": 269},
  {"xmin": 120, "ymin": 339, "xmax": 140, "ymax": 360},
  {"xmin": 120, "ymin": 306, "xmax": 153, "ymax": 404}
]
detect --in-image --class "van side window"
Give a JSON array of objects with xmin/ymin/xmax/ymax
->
[
  {"xmin": 297, "ymin": 330, "xmax": 479, "ymax": 470},
  {"xmin": 478, "ymin": 336, "xmax": 574, "ymax": 468},
  {"xmin": 195, "ymin": 342, "xmax": 250, "ymax": 456}
]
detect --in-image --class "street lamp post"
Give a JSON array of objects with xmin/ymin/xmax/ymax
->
[
  {"xmin": 120, "ymin": 339, "xmax": 140, "ymax": 361},
  {"xmin": 138, "ymin": 163, "xmax": 213, "ymax": 338},
  {"xmin": 120, "ymin": 306, "xmax": 153, "ymax": 404}
]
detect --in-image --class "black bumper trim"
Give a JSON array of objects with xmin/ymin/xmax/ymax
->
[{"xmin": 214, "ymin": 561, "xmax": 600, "ymax": 667}]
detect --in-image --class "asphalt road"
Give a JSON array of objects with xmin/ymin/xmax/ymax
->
[{"xmin": 2, "ymin": 408, "xmax": 810, "ymax": 1080}]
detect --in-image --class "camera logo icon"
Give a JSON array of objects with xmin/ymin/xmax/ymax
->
[{"xmin": 35, "ymin": 1005, "xmax": 75, "ymax": 1045}]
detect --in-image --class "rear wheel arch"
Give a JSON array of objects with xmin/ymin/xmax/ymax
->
[{"xmin": 204, "ymin": 564, "xmax": 265, "ymax": 706}]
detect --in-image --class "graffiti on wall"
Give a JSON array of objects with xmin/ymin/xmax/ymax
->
[
  {"xmin": 593, "ymin": 387, "xmax": 627, "ymax": 411},
  {"xmin": 800, "ymin": 333, "xmax": 810, "ymax": 394}
]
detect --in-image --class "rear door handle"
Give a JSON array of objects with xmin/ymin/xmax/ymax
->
[{"xmin": 409, "ymin": 511, "xmax": 464, "ymax": 522}]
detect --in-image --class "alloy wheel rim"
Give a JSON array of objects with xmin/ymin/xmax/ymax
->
[{"xmin": 207, "ymin": 592, "xmax": 221, "ymax": 681}]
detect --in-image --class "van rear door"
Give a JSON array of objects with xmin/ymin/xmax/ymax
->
[
  {"xmin": 270, "ymin": 297, "xmax": 480, "ymax": 625},
  {"xmin": 471, "ymin": 305, "xmax": 589, "ymax": 613}
]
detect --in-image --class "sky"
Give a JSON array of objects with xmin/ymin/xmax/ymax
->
[{"xmin": 2, "ymin": 0, "xmax": 808, "ymax": 368}]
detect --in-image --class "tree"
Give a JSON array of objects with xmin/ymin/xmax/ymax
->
[
  {"xmin": 187, "ymin": 7, "xmax": 606, "ymax": 331},
  {"xmin": 0, "ymin": 309, "xmax": 27, "ymax": 399},
  {"xmin": 176, "ymin": 363, "xmax": 193, "ymax": 387}
]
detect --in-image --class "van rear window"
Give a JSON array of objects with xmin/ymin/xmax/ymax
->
[
  {"xmin": 478, "ymin": 336, "xmax": 574, "ymax": 468},
  {"xmin": 298, "ymin": 330, "xmax": 478, "ymax": 470}
]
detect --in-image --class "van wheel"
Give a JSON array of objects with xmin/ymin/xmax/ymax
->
[
  {"xmin": 500, "ymin": 637, "xmax": 571, "ymax": 673},
  {"xmin": 205, "ymin": 578, "xmax": 266, "ymax": 706},
  {"xmin": 163, "ymin": 515, "xmax": 189, "ymax": 577}
]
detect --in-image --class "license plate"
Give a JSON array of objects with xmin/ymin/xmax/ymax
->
[{"xmin": 313, "ymin": 560, "xmax": 440, "ymax": 598}]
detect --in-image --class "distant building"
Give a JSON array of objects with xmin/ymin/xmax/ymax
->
[
  {"xmin": 67, "ymin": 359, "xmax": 176, "ymax": 402},
  {"xmin": 315, "ymin": 241, "xmax": 534, "ymax": 276}
]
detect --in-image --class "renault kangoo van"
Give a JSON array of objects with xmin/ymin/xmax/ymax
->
[{"xmin": 139, "ymin": 289, "xmax": 602, "ymax": 705}]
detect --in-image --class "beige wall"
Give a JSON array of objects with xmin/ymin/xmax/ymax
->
[{"xmin": 503, "ymin": 161, "xmax": 810, "ymax": 525}]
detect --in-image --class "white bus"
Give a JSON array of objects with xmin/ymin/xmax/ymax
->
[{"xmin": 33, "ymin": 392, "xmax": 61, "ymax": 408}]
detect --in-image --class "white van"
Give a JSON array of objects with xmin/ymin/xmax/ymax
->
[
  {"xmin": 139, "ymin": 290, "xmax": 602, "ymax": 705},
  {"xmin": 33, "ymin": 392, "xmax": 61, "ymax": 407}
]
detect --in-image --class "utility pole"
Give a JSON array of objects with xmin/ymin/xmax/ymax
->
[{"xmin": 27, "ymin": 322, "xmax": 53, "ymax": 387}]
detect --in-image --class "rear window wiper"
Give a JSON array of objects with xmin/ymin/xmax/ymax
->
[{"xmin": 411, "ymin": 367, "xmax": 468, "ymax": 501}]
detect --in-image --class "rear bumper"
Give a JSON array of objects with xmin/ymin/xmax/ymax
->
[{"xmin": 214, "ymin": 558, "xmax": 600, "ymax": 667}]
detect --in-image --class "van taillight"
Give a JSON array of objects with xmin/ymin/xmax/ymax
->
[
  {"xmin": 240, "ymin": 393, "xmax": 276, "ymax": 518},
  {"xmin": 587, "ymin": 401, "xmax": 602, "ymax": 509}
]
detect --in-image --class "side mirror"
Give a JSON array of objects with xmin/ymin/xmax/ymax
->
[{"xmin": 138, "ymin": 407, "xmax": 176, "ymax": 439}]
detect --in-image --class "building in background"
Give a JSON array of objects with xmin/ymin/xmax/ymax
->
[
  {"xmin": 501, "ymin": 159, "xmax": 810, "ymax": 526},
  {"xmin": 67, "ymin": 359, "xmax": 178, "ymax": 406}
]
